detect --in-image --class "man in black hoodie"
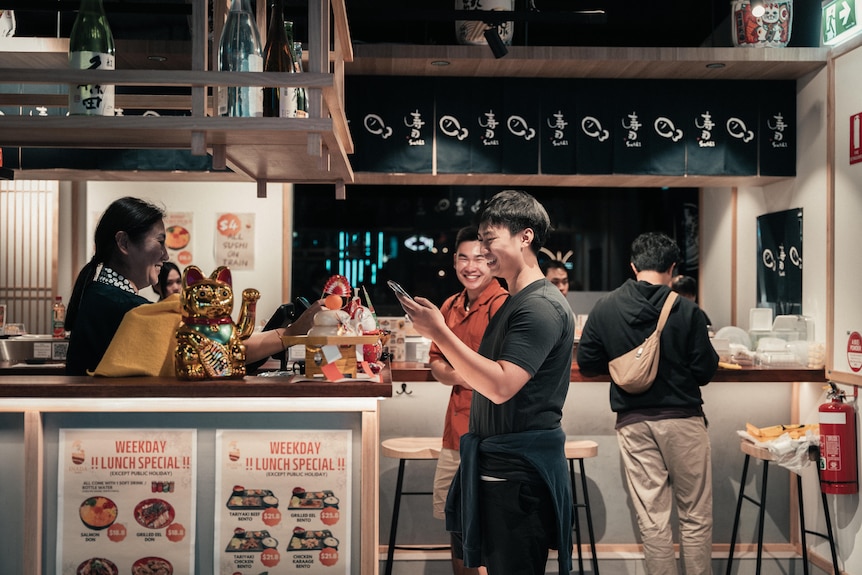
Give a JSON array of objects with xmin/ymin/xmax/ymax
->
[{"xmin": 577, "ymin": 232, "xmax": 719, "ymax": 575}]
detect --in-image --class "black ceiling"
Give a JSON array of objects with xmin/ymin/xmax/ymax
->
[
  {"xmin": 341, "ymin": 0, "xmax": 821, "ymax": 48},
  {"xmin": 345, "ymin": 0, "xmax": 727, "ymax": 47},
  {"xmin": 8, "ymin": 0, "xmax": 821, "ymax": 48}
]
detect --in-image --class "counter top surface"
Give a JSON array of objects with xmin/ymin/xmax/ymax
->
[
  {"xmin": 390, "ymin": 362, "xmax": 827, "ymax": 383},
  {"xmin": 0, "ymin": 363, "xmax": 827, "ymax": 401},
  {"xmin": 0, "ymin": 371, "xmax": 393, "ymax": 399}
]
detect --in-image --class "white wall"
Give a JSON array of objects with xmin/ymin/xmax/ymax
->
[
  {"xmin": 700, "ymin": 186, "xmax": 734, "ymax": 330},
  {"xmin": 700, "ymin": 58, "xmax": 862, "ymax": 573},
  {"xmin": 79, "ymin": 181, "xmax": 287, "ymax": 329}
]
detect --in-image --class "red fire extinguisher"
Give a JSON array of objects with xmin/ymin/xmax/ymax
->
[{"xmin": 819, "ymin": 382, "xmax": 858, "ymax": 494}]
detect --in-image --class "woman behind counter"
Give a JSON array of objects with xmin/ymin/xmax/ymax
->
[
  {"xmin": 153, "ymin": 261, "xmax": 182, "ymax": 301},
  {"xmin": 65, "ymin": 196, "xmax": 320, "ymax": 376},
  {"xmin": 66, "ymin": 197, "xmax": 168, "ymax": 375}
]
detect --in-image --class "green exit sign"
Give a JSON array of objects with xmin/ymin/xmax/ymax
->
[{"xmin": 823, "ymin": 0, "xmax": 860, "ymax": 45}]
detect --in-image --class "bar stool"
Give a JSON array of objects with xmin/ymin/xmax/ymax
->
[
  {"xmin": 726, "ymin": 439, "xmax": 840, "ymax": 575},
  {"xmin": 566, "ymin": 439, "xmax": 600, "ymax": 575},
  {"xmin": 380, "ymin": 437, "xmax": 443, "ymax": 575}
]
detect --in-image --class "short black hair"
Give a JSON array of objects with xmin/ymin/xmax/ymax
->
[
  {"xmin": 541, "ymin": 259, "xmax": 567, "ymax": 275},
  {"xmin": 455, "ymin": 225, "xmax": 479, "ymax": 248},
  {"xmin": 630, "ymin": 232, "xmax": 680, "ymax": 273},
  {"xmin": 478, "ymin": 190, "xmax": 551, "ymax": 253},
  {"xmin": 671, "ymin": 275, "xmax": 698, "ymax": 298}
]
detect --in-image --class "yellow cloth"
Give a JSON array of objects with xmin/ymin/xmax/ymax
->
[{"xmin": 92, "ymin": 294, "xmax": 182, "ymax": 377}]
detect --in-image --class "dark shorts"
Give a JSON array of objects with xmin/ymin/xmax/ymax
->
[{"xmin": 479, "ymin": 479, "xmax": 555, "ymax": 574}]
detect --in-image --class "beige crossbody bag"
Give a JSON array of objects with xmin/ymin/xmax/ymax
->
[{"xmin": 608, "ymin": 291, "xmax": 678, "ymax": 394}]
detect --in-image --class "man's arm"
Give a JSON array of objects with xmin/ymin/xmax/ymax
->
[
  {"xmin": 398, "ymin": 295, "xmax": 530, "ymax": 404},
  {"xmin": 575, "ymin": 317, "xmax": 610, "ymax": 377},
  {"xmin": 687, "ymin": 308, "xmax": 719, "ymax": 385},
  {"xmin": 429, "ymin": 358, "xmax": 472, "ymax": 389}
]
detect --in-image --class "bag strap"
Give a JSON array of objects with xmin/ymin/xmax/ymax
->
[{"xmin": 655, "ymin": 292, "xmax": 678, "ymax": 333}]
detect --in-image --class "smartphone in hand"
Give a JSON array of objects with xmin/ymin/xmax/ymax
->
[{"xmin": 387, "ymin": 280, "xmax": 414, "ymax": 301}]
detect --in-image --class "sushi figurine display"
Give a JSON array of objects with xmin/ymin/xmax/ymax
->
[{"xmin": 281, "ymin": 274, "xmax": 387, "ymax": 378}]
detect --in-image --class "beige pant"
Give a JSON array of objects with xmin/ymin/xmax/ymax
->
[
  {"xmin": 432, "ymin": 447, "xmax": 460, "ymax": 520},
  {"xmin": 617, "ymin": 417, "xmax": 713, "ymax": 575}
]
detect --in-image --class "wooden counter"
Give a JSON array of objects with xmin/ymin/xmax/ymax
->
[
  {"xmin": 0, "ymin": 373, "xmax": 393, "ymax": 400},
  {"xmin": 390, "ymin": 361, "xmax": 828, "ymax": 384},
  {"xmin": 0, "ymin": 369, "xmax": 392, "ymax": 575}
]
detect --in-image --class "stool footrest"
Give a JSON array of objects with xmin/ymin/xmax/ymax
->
[{"xmin": 392, "ymin": 544, "xmax": 452, "ymax": 551}]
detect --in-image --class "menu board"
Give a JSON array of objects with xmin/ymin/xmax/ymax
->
[
  {"xmin": 57, "ymin": 429, "xmax": 197, "ymax": 575},
  {"xmin": 215, "ymin": 429, "xmax": 352, "ymax": 574}
]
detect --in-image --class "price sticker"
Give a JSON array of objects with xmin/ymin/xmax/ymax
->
[{"xmin": 217, "ymin": 213, "xmax": 242, "ymax": 238}]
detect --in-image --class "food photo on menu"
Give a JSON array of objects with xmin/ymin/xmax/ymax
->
[
  {"xmin": 221, "ymin": 485, "xmax": 343, "ymax": 567},
  {"xmin": 288, "ymin": 487, "xmax": 340, "ymax": 510},
  {"xmin": 75, "ymin": 492, "xmax": 179, "ymax": 575}
]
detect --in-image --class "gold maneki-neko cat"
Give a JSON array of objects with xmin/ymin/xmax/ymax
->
[{"xmin": 174, "ymin": 265, "xmax": 259, "ymax": 380}]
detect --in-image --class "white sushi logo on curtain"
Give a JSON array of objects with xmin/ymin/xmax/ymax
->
[
  {"xmin": 696, "ymin": 111, "xmax": 716, "ymax": 147},
  {"xmin": 767, "ymin": 113, "xmax": 789, "ymax": 148},
  {"xmin": 654, "ymin": 117, "xmax": 683, "ymax": 142},
  {"xmin": 727, "ymin": 117, "xmax": 755, "ymax": 143},
  {"xmin": 508, "ymin": 115, "xmax": 535, "ymax": 141},
  {"xmin": 439, "ymin": 115, "xmax": 469, "ymax": 140},
  {"xmin": 581, "ymin": 116, "xmax": 609, "ymax": 142},
  {"xmin": 547, "ymin": 111, "xmax": 569, "ymax": 146},
  {"xmin": 404, "ymin": 110, "xmax": 427, "ymax": 146},
  {"xmin": 622, "ymin": 111, "xmax": 643, "ymax": 147},
  {"xmin": 479, "ymin": 110, "xmax": 500, "ymax": 146},
  {"xmin": 364, "ymin": 114, "xmax": 393, "ymax": 139}
]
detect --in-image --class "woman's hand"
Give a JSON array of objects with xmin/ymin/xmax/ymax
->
[{"xmin": 285, "ymin": 299, "xmax": 325, "ymax": 335}]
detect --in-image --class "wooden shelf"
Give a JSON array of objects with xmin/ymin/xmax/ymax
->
[
  {"xmin": 0, "ymin": 37, "xmax": 193, "ymax": 70},
  {"xmin": 346, "ymin": 44, "xmax": 829, "ymax": 80},
  {"xmin": 0, "ymin": 0, "xmax": 355, "ymax": 185},
  {"xmin": 0, "ymin": 70, "xmax": 354, "ymax": 183},
  {"xmin": 353, "ymin": 172, "xmax": 791, "ymax": 189}
]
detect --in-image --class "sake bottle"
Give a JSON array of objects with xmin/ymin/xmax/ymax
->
[
  {"xmin": 293, "ymin": 41, "xmax": 309, "ymax": 118},
  {"xmin": 218, "ymin": 0, "xmax": 263, "ymax": 117},
  {"xmin": 52, "ymin": 296, "xmax": 66, "ymax": 338},
  {"xmin": 262, "ymin": 0, "xmax": 297, "ymax": 118},
  {"xmin": 68, "ymin": 0, "xmax": 115, "ymax": 116}
]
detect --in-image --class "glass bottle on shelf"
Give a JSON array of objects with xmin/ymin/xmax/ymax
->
[
  {"xmin": 263, "ymin": 0, "xmax": 297, "ymax": 118},
  {"xmin": 52, "ymin": 296, "xmax": 66, "ymax": 338},
  {"xmin": 293, "ymin": 41, "xmax": 308, "ymax": 118},
  {"xmin": 218, "ymin": 0, "xmax": 264, "ymax": 117},
  {"xmin": 68, "ymin": 0, "xmax": 115, "ymax": 116}
]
